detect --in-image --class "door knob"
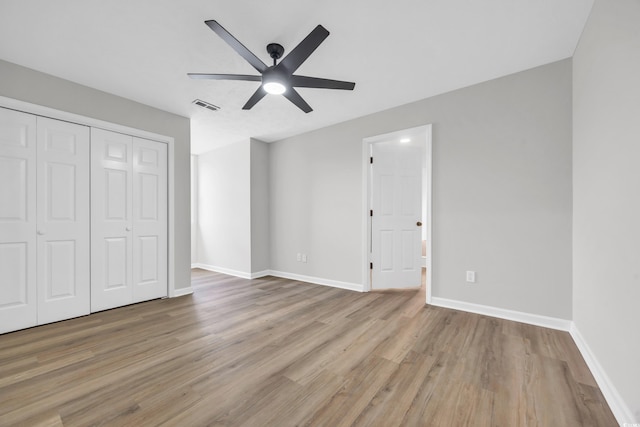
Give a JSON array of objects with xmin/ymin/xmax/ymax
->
[
  {"xmin": 37, "ymin": 230, "xmax": 45, "ymax": 235},
  {"xmin": 416, "ymin": 221, "xmax": 422, "ymax": 227},
  {"xmin": 126, "ymin": 226, "xmax": 132, "ymax": 231}
]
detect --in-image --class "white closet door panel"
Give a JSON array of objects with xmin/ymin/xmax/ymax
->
[
  {"xmin": 132, "ymin": 137, "xmax": 167, "ymax": 302},
  {"xmin": 0, "ymin": 108, "xmax": 37, "ymax": 333},
  {"xmin": 91, "ymin": 128, "xmax": 133, "ymax": 312},
  {"xmin": 36, "ymin": 117, "xmax": 90, "ymax": 324}
]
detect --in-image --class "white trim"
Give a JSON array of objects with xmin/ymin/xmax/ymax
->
[
  {"xmin": 361, "ymin": 140, "xmax": 370, "ymax": 291},
  {"xmin": 424, "ymin": 125, "xmax": 433, "ymax": 304},
  {"xmin": 172, "ymin": 287, "xmax": 194, "ymax": 297},
  {"xmin": 570, "ymin": 323, "xmax": 636, "ymax": 425},
  {"xmin": 167, "ymin": 130, "xmax": 176, "ymax": 297},
  {"xmin": 193, "ymin": 263, "xmax": 267, "ymax": 280},
  {"xmin": 430, "ymin": 297, "xmax": 572, "ymax": 331},
  {"xmin": 191, "ymin": 264, "xmax": 362, "ymax": 291},
  {"xmin": 194, "ymin": 263, "xmax": 254, "ymax": 279},
  {"xmin": 268, "ymin": 270, "xmax": 364, "ymax": 293},
  {"xmin": 1, "ymin": 96, "xmax": 178, "ymax": 299},
  {"xmin": 362, "ymin": 124, "xmax": 433, "ymax": 297},
  {"xmin": 250, "ymin": 270, "xmax": 271, "ymax": 279}
]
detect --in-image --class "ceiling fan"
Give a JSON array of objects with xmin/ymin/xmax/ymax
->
[{"xmin": 188, "ymin": 20, "xmax": 356, "ymax": 113}]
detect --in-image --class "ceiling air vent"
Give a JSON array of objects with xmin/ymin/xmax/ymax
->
[{"xmin": 192, "ymin": 99, "xmax": 220, "ymax": 112}]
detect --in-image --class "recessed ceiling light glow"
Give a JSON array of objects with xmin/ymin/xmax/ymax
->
[
  {"xmin": 400, "ymin": 137, "xmax": 411, "ymax": 143},
  {"xmin": 263, "ymin": 82, "xmax": 286, "ymax": 95}
]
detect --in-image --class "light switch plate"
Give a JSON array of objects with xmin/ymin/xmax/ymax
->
[{"xmin": 466, "ymin": 271, "xmax": 476, "ymax": 283}]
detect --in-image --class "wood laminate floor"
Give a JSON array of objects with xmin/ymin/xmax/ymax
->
[{"xmin": 0, "ymin": 269, "xmax": 616, "ymax": 426}]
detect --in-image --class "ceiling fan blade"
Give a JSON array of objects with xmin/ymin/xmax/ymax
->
[
  {"xmin": 242, "ymin": 87, "xmax": 268, "ymax": 110},
  {"xmin": 188, "ymin": 73, "xmax": 262, "ymax": 82},
  {"xmin": 276, "ymin": 25, "xmax": 329, "ymax": 75},
  {"xmin": 205, "ymin": 20, "xmax": 267, "ymax": 73},
  {"xmin": 290, "ymin": 75, "xmax": 355, "ymax": 90},
  {"xmin": 283, "ymin": 87, "xmax": 313, "ymax": 113}
]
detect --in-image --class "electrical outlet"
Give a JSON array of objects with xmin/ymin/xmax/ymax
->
[
  {"xmin": 296, "ymin": 253, "xmax": 301, "ymax": 262},
  {"xmin": 466, "ymin": 271, "xmax": 476, "ymax": 283},
  {"xmin": 302, "ymin": 254, "xmax": 308, "ymax": 263}
]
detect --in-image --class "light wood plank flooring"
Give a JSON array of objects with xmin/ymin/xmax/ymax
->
[{"xmin": 0, "ymin": 269, "xmax": 616, "ymax": 426}]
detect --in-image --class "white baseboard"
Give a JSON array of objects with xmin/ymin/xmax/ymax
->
[
  {"xmin": 250, "ymin": 270, "xmax": 271, "ymax": 279},
  {"xmin": 429, "ymin": 297, "xmax": 572, "ymax": 331},
  {"xmin": 193, "ymin": 263, "xmax": 254, "ymax": 279},
  {"xmin": 193, "ymin": 264, "xmax": 363, "ymax": 292},
  {"xmin": 570, "ymin": 323, "xmax": 636, "ymax": 425},
  {"xmin": 193, "ymin": 264, "xmax": 273, "ymax": 280},
  {"xmin": 172, "ymin": 287, "xmax": 194, "ymax": 297},
  {"xmin": 268, "ymin": 270, "xmax": 364, "ymax": 293}
]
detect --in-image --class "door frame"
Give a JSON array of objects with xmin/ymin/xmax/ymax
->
[
  {"xmin": 362, "ymin": 124, "xmax": 432, "ymax": 303},
  {"xmin": 0, "ymin": 95, "xmax": 179, "ymax": 298}
]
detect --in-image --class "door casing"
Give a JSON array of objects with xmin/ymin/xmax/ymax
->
[{"xmin": 362, "ymin": 124, "xmax": 432, "ymax": 303}]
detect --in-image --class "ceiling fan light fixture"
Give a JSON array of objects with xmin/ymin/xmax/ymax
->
[{"xmin": 263, "ymin": 81, "xmax": 287, "ymax": 95}]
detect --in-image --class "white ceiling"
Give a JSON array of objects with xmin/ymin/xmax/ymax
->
[{"xmin": 0, "ymin": 0, "xmax": 593, "ymax": 154}]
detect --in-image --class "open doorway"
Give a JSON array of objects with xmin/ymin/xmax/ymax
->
[{"xmin": 362, "ymin": 125, "xmax": 432, "ymax": 303}]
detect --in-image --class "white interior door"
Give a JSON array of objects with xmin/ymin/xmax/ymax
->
[
  {"xmin": 0, "ymin": 108, "xmax": 37, "ymax": 333},
  {"xmin": 132, "ymin": 137, "xmax": 167, "ymax": 302},
  {"xmin": 371, "ymin": 140, "xmax": 423, "ymax": 289},
  {"xmin": 36, "ymin": 117, "xmax": 90, "ymax": 324},
  {"xmin": 91, "ymin": 128, "xmax": 133, "ymax": 312}
]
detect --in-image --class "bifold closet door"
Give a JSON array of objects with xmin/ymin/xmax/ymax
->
[
  {"xmin": 91, "ymin": 128, "xmax": 167, "ymax": 312},
  {"xmin": 36, "ymin": 117, "xmax": 90, "ymax": 324},
  {"xmin": 132, "ymin": 137, "xmax": 167, "ymax": 303},
  {"xmin": 0, "ymin": 110, "xmax": 89, "ymax": 333},
  {"xmin": 91, "ymin": 129, "xmax": 134, "ymax": 312},
  {"xmin": 0, "ymin": 108, "xmax": 37, "ymax": 333}
]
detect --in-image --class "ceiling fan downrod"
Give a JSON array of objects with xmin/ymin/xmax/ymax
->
[{"xmin": 266, "ymin": 43, "xmax": 285, "ymax": 66}]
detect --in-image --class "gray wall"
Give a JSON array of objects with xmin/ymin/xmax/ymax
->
[
  {"xmin": 197, "ymin": 141, "xmax": 251, "ymax": 274},
  {"xmin": 196, "ymin": 138, "xmax": 271, "ymax": 276},
  {"xmin": 573, "ymin": 0, "xmax": 640, "ymax": 421},
  {"xmin": 270, "ymin": 59, "xmax": 573, "ymax": 319},
  {"xmin": 250, "ymin": 138, "xmax": 270, "ymax": 273},
  {"xmin": 0, "ymin": 59, "xmax": 192, "ymax": 291}
]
